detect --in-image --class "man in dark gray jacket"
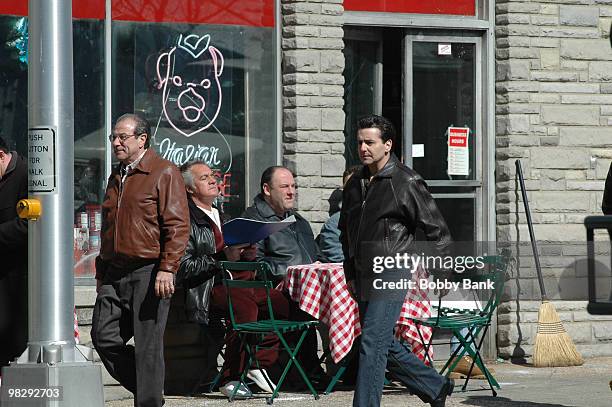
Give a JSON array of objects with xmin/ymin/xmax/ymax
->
[{"xmin": 242, "ymin": 166, "xmax": 319, "ymax": 282}]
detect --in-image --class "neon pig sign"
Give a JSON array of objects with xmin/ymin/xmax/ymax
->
[{"xmin": 156, "ymin": 34, "xmax": 224, "ymax": 137}]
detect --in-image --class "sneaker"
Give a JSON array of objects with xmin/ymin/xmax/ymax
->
[
  {"xmin": 220, "ymin": 381, "xmax": 252, "ymax": 399},
  {"xmin": 247, "ymin": 369, "xmax": 276, "ymax": 393}
]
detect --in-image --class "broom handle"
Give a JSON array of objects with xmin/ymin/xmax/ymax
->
[{"xmin": 515, "ymin": 160, "xmax": 548, "ymax": 301}]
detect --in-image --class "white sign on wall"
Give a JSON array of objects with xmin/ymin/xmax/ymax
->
[{"xmin": 28, "ymin": 127, "xmax": 56, "ymax": 193}]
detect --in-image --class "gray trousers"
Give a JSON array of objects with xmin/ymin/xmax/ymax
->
[{"xmin": 92, "ymin": 263, "xmax": 170, "ymax": 407}]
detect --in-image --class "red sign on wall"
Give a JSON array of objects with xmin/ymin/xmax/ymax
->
[
  {"xmin": 344, "ymin": 0, "xmax": 476, "ymax": 16},
  {"xmin": 0, "ymin": 0, "xmax": 275, "ymax": 27},
  {"xmin": 0, "ymin": 1, "xmax": 105, "ymax": 19}
]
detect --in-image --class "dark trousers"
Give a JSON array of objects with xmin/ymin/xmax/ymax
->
[
  {"xmin": 92, "ymin": 264, "xmax": 170, "ymax": 407},
  {"xmin": 211, "ymin": 281, "xmax": 289, "ymax": 381},
  {"xmin": 353, "ymin": 299, "xmax": 446, "ymax": 407},
  {"xmin": 0, "ymin": 269, "xmax": 27, "ymax": 369}
]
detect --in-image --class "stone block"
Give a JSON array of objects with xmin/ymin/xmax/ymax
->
[
  {"xmin": 562, "ymin": 94, "xmax": 612, "ymax": 104},
  {"xmin": 539, "ymin": 49, "xmax": 560, "ymax": 69},
  {"xmin": 531, "ymin": 15, "xmax": 558, "ymax": 26},
  {"xmin": 320, "ymin": 52, "xmax": 344, "ymax": 73},
  {"xmin": 540, "ymin": 83, "xmax": 600, "ymax": 94},
  {"xmin": 322, "ymin": 155, "xmax": 345, "ymax": 177},
  {"xmin": 285, "ymin": 154, "xmax": 321, "ymax": 176},
  {"xmin": 531, "ymin": 148, "xmax": 590, "ymax": 169},
  {"xmin": 589, "ymin": 61, "xmax": 612, "ymax": 81},
  {"xmin": 283, "ymin": 109, "xmax": 321, "ymax": 131},
  {"xmin": 296, "ymin": 188, "xmax": 321, "ymax": 211},
  {"xmin": 593, "ymin": 323, "xmax": 612, "ymax": 341},
  {"xmin": 561, "ymin": 39, "xmax": 612, "ymax": 60},
  {"xmin": 542, "ymin": 27, "xmax": 601, "ymax": 39},
  {"xmin": 310, "ymin": 96, "xmax": 344, "ymax": 108},
  {"xmin": 559, "ymin": 127, "xmax": 612, "ymax": 146},
  {"xmin": 321, "ymin": 109, "xmax": 345, "ymax": 131},
  {"xmin": 497, "ymin": 60, "xmax": 530, "ymax": 80},
  {"xmin": 541, "ymin": 105, "xmax": 599, "ymax": 126},
  {"xmin": 563, "ymin": 322, "xmax": 594, "ymax": 344},
  {"xmin": 283, "ymin": 50, "xmax": 320, "ymax": 73},
  {"xmin": 560, "ymin": 6, "xmax": 599, "ymax": 27}
]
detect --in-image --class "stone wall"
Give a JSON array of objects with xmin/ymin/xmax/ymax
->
[
  {"xmin": 495, "ymin": 0, "xmax": 612, "ymax": 359},
  {"xmin": 281, "ymin": 0, "xmax": 347, "ymax": 233}
]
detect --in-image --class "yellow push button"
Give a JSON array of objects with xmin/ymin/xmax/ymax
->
[{"xmin": 16, "ymin": 199, "xmax": 42, "ymax": 220}]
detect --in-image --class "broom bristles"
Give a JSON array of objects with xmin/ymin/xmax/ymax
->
[{"xmin": 533, "ymin": 301, "xmax": 583, "ymax": 367}]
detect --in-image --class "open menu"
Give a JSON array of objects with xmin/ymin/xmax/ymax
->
[{"xmin": 222, "ymin": 215, "xmax": 296, "ymax": 246}]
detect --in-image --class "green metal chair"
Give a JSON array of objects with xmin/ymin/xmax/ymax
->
[
  {"xmin": 407, "ymin": 249, "xmax": 511, "ymax": 396},
  {"xmin": 220, "ymin": 261, "xmax": 320, "ymax": 404}
]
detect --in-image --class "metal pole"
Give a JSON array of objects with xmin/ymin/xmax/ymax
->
[
  {"xmin": 1, "ymin": 1, "xmax": 104, "ymax": 405},
  {"xmin": 27, "ymin": 0, "xmax": 75, "ymax": 355}
]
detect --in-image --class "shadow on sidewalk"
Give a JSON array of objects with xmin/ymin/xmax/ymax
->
[{"xmin": 463, "ymin": 396, "xmax": 576, "ymax": 407}]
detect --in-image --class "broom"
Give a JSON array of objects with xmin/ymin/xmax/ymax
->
[{"xmin": 515, "ymin": 160, "xmax": 583, "ymax": 367}]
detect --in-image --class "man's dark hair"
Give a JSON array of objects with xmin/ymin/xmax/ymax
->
[
  {"xmin": 260, "ymin": 165, "xmax": 293, "ymax": 194},
  {"xmin": 115, "ymin": 112, "xmax": 152, "ymax": 148},
  {"xmin": 357, "ymin": 115, "xmax": 396, "ymax": 144},
  {"xmin": 0, "ymin": 136, "xmax": 9, "ymax": 153}
]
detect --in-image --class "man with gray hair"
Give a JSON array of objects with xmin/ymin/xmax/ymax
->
[{"xmin": 92, "ymin": 113, "xmax": 189, "ymax": 407}]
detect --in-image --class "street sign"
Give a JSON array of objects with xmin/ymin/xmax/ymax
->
[{"xmin": 28, "ymin": 127, "xmax": 57, "ymax": 193}]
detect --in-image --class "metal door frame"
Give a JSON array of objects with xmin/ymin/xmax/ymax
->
[{"xmin": 404, "ymin": 32, "xmax": 484, "ymax": 242}]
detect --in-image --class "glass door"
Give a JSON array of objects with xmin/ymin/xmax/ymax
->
[
  {"xmin": 404, "ymin": 33, "xmax": 483, "ymax": 243},
  {"xmin": 343, "ymin": 28, "xmax": 382, "ymax": 168}
]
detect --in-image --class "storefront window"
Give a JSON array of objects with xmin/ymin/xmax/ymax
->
[
  {"xmin": 1, "ymin": 0, "xmax": 278, "ymax": 281},
  {"xmin": 0, "ymin": 15, "xmax": 106, "ymax": 280},
  {"xmin": 112, "ymin": 18, "xmax": 277, "ymax": 218}
]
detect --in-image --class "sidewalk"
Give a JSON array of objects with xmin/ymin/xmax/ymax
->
[{"xmin": 104, "ymin": 357, "xmax": 612, "ymax": 406}]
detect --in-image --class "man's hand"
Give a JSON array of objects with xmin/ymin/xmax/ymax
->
[
  {"xmin": 240, "ymin": 245, "xmax": 257, "ymax": 261},
  {"xmin": 223, "ymin": 246, "xmax": 242, "ymax": 261},
  {"xmin": 155, "ymin": 270, "xmax": 175, "ymax": 299}
]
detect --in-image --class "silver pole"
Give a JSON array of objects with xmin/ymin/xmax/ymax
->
[
  {"xmin": 1, "ymin": 1, "xmax": 104, "ymax": 405},
  {"xmin": 27, "ymin": 0, "xmax": 75, "ymax": 354}
]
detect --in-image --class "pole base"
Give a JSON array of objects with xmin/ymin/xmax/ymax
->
[{"xmin": 0, "ymin": 362, "xmax": 104, "ymax": 407}]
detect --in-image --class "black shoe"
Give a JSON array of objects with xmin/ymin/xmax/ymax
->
[{"xmin": 430, "ymin": 378, "xmax": 454, "ymax": 407}]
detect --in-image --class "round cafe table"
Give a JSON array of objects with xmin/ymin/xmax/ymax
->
[{"xmin": 284, "ymin": 262, "xmax": 433, "ymax": 364}]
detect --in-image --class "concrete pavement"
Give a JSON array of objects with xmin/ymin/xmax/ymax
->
[{"xmin": 104, "ymin": 356, "xmax": 612, "ymax": 407}]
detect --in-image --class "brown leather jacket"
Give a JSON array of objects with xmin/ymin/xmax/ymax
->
[{"xmin": 96, "ymin": 149, "xmax": 189, "ymax": 279}]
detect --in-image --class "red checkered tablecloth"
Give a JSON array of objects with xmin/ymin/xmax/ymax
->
[{"xmin": 285, "ymin": 263, "xmax": 433, "ymax": 364}]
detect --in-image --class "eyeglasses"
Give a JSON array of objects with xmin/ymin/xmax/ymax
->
[{"xmin": 108, "ymin": 133, "xmax": 139, "ymax": 143}]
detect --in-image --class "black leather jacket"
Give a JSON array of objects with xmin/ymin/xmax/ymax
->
[
  {"xmin": 242, "ymin": 194, "xmax": 319, "ymax": 280},
  {"xmin": 339, "ymin": 155, "xmax": 452, "ymax": 282},
  {"xmin": 603, "ymin": 162, "xmax": 612, "ymax": 215},
  {"xmin": 177, "ymin": 198, "xmax": 223, "ymax": 324}
]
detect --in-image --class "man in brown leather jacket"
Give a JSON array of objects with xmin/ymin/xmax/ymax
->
[{"xmin": 91, "ymin": 113, "xmax": 189, "ymax": 407}]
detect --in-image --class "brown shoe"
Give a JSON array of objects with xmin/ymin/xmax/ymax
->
[{"xmin": 448, "ymin": 355, "xmax": 493, "ymax": 380}]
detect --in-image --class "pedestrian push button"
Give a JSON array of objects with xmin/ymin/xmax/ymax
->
[{"xmin": 17, "ymin": 198, "xmax": 42, "ymax": 220}]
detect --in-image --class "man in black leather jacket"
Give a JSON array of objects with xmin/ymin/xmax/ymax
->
[
  {"xmin": 178, "ymin": 161, "xmax": 289, "ymax": 395},
  {"xmin": 339, "ymin": 115, "xmax": 453, "ymax": 407}
]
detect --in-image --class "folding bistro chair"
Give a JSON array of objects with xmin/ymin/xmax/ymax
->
[
  {"xmin": 407, "ymin": 249, "xmax": 511, "ymax": 396},
  {"xmin": 220, "ymin": 261, "xmax": 320, "ymax": 404}
]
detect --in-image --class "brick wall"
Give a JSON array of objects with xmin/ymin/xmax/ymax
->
[
  {"xmin": 495, "ymin": 0, "xmax": 612, "ymax": 359},
  {"xmin": 281, "ymin": 0, "xmax": 347, "ymax": 233}
]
